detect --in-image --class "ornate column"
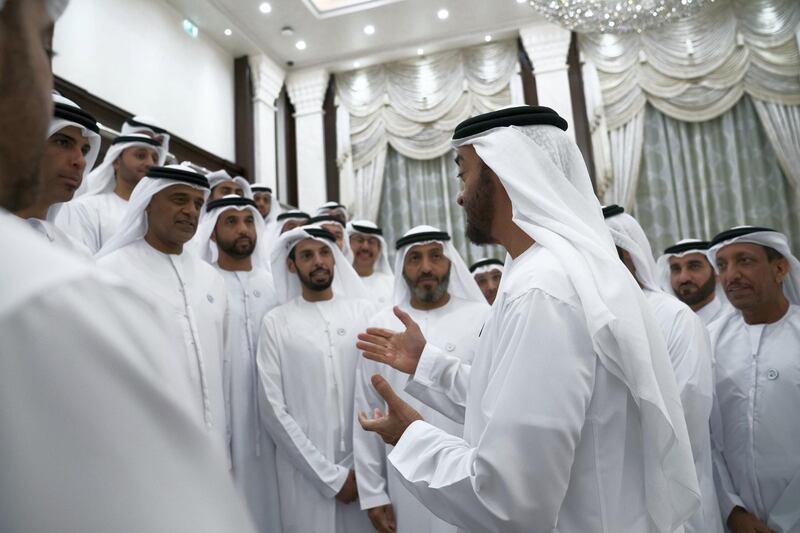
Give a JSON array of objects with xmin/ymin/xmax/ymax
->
[
  {"xmin": 520, "ymin": 23, "xmax": 575, "ymax": 140},
  {"xmin": 249, "ymin": 54, "xmax": 284, "ymax": 193},
  {"xmin": 286, "ymin": 68, "xmax": 329, "ymax": 211}
]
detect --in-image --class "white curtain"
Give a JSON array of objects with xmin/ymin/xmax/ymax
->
[
  {"xmin": 335, "ymin": 40, "xmax": 517, "ymax": 220},
  {"xmin": 580, "ymin": 0, "xmax": 800, "ymax": 207},
  {"xmin": 582, "ymin": 58, "xmax": 613, "ymax": 197},
  {"xmin": 605, "ymin": 110, "xmax": 645, "ymax": 209},
  {"xmin": 752, "ymin": 100, "xmax": 800, "ymax": 191},
  {"xmin": 353, "ymin": 145, "xmax": 387, "ymax": 223}
]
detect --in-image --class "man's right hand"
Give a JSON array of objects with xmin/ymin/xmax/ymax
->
[
  {"xmin": 367, "ymin": 503, "xmax": 396, "ymax": 533},
  {"xmin": 357, "ymin": 306, "xmax": 426, "ymax": 375},
  {"xmin": 335, "ymin": 470, "xmax": 358, "ymax": 504},
  {"xmin": 727, "ymin": 506, "xmax": 775, "ymax": 533}
]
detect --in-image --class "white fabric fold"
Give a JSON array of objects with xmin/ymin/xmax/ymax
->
[{"xmin": 605, "ymin": 211, "xmax": 661, "ymax": 291}]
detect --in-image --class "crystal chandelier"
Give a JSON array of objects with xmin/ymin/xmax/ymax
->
[{"xmin": 528, "ymin": 0, "xmax": 715, "ymax": 33}]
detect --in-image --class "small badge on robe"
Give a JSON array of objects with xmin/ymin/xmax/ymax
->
[
  {"xmin": 445, "ymin": 342, "xmax": 456, "ymax": 352},
  {"xmin": 207, "ymin": 294, "xmax": 214, "ymax": 303},
  {"xmin": 767, "ymin": 368, "xmax": 779, "ymax": 380},
  {"xmin": 253, "ymin": 290, "xmax": 261, "ymax": 298},
  {"xmin": 337, "ymin": 328, "xmax": 346, "ymax": 336}
]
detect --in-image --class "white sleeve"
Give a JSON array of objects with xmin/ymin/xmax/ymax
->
[
  {"xmin": 352, "ymin": 355, "xmax": 392, "ymax": 510},
  {"xmin": 403, "ymin": 343, "xmax": 471, "ymax": 423},
  {"xmin": 0, "ymin": 278, "xmax": 256, "ymax": 533},
  {"xmin": 388, "ymin": 290, "xmax": 596, "ymax": 533},
  {"xmin": 256, "ymin": 315, "xmax": 349, "ymax": 499},
  {"xmin": 710, "ymin": 389, "xmax": 746, "ymax": 521}
]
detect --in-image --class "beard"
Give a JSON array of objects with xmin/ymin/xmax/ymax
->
[
  {"xmin": 464, "ymin": 163, "xmax": 495, "ymax": 245},
  {"xmin": 214, "ymin": 231, "xmax": 256, "ymax": 260},
  {"xmin": 404, "ymin": 270, "xmax": 450, "ymax": 304},
  {"xmin": 298, "ymin": 266, "xmax": 334, "ymax": 292},
  {"xmin": 676, "ymin": 271, "xmax": 716, "ymax": 306}
]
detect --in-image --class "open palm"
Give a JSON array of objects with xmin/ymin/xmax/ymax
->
[{"xmin": 356, "ymin": 306, "xmax": 426, "ymax": 375}]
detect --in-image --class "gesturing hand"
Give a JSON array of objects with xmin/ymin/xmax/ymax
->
[
  {"xmin": 727, "ymin": 507, "xmax": 775, "ymax": 533},
  {"xmin": 357, "ymin": 306, "xmax": 426, "ymax": 375},
  {"xmin": 367, "ymin": 503, "xmax": 396, "ymax": 533},
  {"xmin": 358, "ymin": 374, "xmax": 423, "ymax": 446},
  {"xmin": 335, "ymin": 469, "xmax": 358, "ymax": 504}
]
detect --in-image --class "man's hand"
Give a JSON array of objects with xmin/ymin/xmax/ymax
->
[
  {"xmin": 357, "ymin": 306, "xmax": 426, "ymax": 375},
  {"xmin": 335, "ymin": 470, "xmax": 358, "ymax": 504},
  {"xmin": 367, "ymin": 504, "xmax": 396, "ymax": 533},
  {"xmin": 727, "ymin": 506, "xmax": 775, "ymax": 533},
  {"xmin": 358, "ymin": 374, "xmax": 423, "ymax": 446}
]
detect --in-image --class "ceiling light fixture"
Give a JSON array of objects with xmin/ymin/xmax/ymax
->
[
  {"xmin": 417, "ymin": 48, "xmax": 424, "ymax": 55},
  {"xmin": 484, "ymin": 34, "xmax": 492, "ymax": 42},
  {"xmin": 353, "ymin": 61, "xmax": 361, "ymax": 68},
  {"xmin": 224, "ymin": 28, "xmax": 232, "ymax": 36},
  {"xmin": 363, "ymin": 24, "xmax": 375, "ymax": 35},
  {"xmin": 259, "ymin": 2, "xmax": 272, "ymax": 14},
  {"xmin": 437, "ymin": 8, "xmax": 449, "ymax": 20},
  {"xmin": 295, "ymin": 40, "xmax": 307, "ymax": 50}
]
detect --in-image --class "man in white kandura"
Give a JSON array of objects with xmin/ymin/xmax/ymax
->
[
  {"xmin": 1, "ymin": 1, "xmax": 256, "ymax": 531},
  {"xmin": 257, "ymin": 225, "xmax": 374, "ymax": 533},
  {"xmin": 316, "ymin": 200, "xmax": 349, "ymax": 225},
  {"xmin": 356, "ymin": 106, "xmax": 700, "ymax": 533},
  {"xmin": 354, "ymin": 225, "xmax": 489, "ymax": 533},
  {"xmin": 194, "ymin": 195, "xmax": 281, "ymax": 533},
  {"xmin": 469, "ymin": 257, "xmax": 504, "ymax": 305},
  {"xmin": 706, "ymin": 226, "xmax": 800, "ymax": 533},
  {"xmin": 251, "ymin": 184, "xmax": 282, "ymax": 233},
  {"xmin": 97, "ymin": 165, "xmax": 230, "ymax": 462},
  {"xmin": 57, "ymin": 131, "xmax": 164, "ymax": 253},
  {"xmin": 207, "ymin": 169, "xmax": 252, "ymax": 201},
  {"xmin": 13, "ymin": 93, "xmax": 100, "ymax": 257},
  {"xmin": 347, "ymin": 219, "xmax": 394, "ymax": 307},
  {"xmin": 657, "ymin": 239, "xmax": 731, "ymax": 325},
  {"xmin": 603, "ymin": 205, "xmax": 721, "ymax": 533}
]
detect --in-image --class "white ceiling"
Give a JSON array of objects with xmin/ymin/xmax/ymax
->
[{"xmin": 163, "ymin": 0, "xmax": 545, "ymax": 72}]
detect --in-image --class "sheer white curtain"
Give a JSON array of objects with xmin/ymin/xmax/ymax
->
[
  {"xmin": 605, "ymin": 110, "xmax": 645, "ymax": 208},
  {"xmin": 752, "ymin": 100, "xmax": 800, "ymax": 191},
  {"xmin": 335, "ymin": 40, "xmax": 517, "ymax": 220}
]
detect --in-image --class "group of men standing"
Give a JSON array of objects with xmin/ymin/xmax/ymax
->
[{"xmin": 2, "ymin": 2, "xmax": 798, "ymax": 532}]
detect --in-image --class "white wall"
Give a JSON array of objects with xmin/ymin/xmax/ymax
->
[{"xmin": 53, "ymin": 0, "xmax": 236, "ymax": 161}]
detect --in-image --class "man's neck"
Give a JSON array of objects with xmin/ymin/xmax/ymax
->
[
  {"xmin": 496, "ymin": 221, "xmax": 535, "ymax": 259},
  {"xmin": 355, "ymin": 262, "xmax": 375, "ymax": 277},
  {"xmin": 114, "ymin": 177, "xmax": 135, "ymax": 201},
  {"xmin": 410, "ymin": 292, "xmax": 450, "ymax": 311},
  {"xmin": 217, "ymin": 252, "xmax": 252, "ymax": 272},
  {"xmin": 144, "ymin": 232, "xmax": 182, "ymax": 255},
  {"xmin": 302, "ymin": 286, "xmax": 334, "ymax": 302},
  {"xmin": 14, "ymin": 200, "xmax": 51, "ymax": 221},
  {"xmin": 741, "ymin": 296, "xmax": 790, "ymax": 325},
  {"xmin": 690, "ymin": 291, "xmax": 716, "ymax": 312}
]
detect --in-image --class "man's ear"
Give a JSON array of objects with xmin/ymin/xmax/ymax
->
[
  {"xmin": 774, "ymin": 257, "xmax": 790, "ymax": 284},
  {"xmin": 210, "ymin": 229, "xmax": 217, "ymax": 243},
  {"xmin": 287, "ymin": 257, "xmax": 296, "ymax": 273}
]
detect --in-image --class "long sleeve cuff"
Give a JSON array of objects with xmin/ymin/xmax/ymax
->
[
  {"xmin": 412, "ymin": 343, "xmax": 443, "ymax": 388},
  {"xmin": 325, "ymin": 464, "xmax": 351, "ymax": 499},
  {"xmin": 359, "ymin": 492, "xmax": 392, "ymax": 511}
]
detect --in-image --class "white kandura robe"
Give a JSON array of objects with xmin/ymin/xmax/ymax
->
[
  {"xmin": 387, "ymin": 244, "xmax": 656, "ymax": 533},
  {"xmin": 57, "ymin": 192, "xmax": 127, "ymax": 254},
  {"xmin": 644, "ymin": 290, "xmax": 722, "ymax": 533},
  {"xmin": 360, "ymin": 271, "xmax": 394, "ymax": 308},
  {"xmin": 25, "ymin": 217, "xmax": 92, "ymax": 258},
  {"xmin": 218, "ymin": 267, "xmax": 282, "ymax": 533},
  {"xmin": 354, "ymin": 296, "xmax": 489, "ymax": 533},
  {"xmin": 695, "ymin": 294, "xmax": 732, "ymax": 327},
  {"xmin": 709, "ymin": 305, "xmax": 800, "ymax": 533},
  {"xmin": 97, "ymin": 238, "xmax": 230, "ymax": 460},
  {"xmin": 0, "ymin": 211, "xmax": 256, "ymax": 533},
  {"xmin": 256, "ymin": 295, "xmax": 375, "ymax": 533}
]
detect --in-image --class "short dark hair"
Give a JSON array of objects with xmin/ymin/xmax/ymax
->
[
  {"xmin": 288, "ymin": 245, "xmax": 297, "ymax": 262},
  {"xmin": 763, "ymin": 245, "xmax": 784, "ymax": 262}
]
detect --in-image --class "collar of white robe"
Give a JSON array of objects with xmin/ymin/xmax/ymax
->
[
  {"xmin": 270, "ymin": 224, "xmax": 367, "ymax": 305},
  {"xmin": 392, "ymin": 225, "xmax": 486, "ymax": 307},
  {"xmin": 452, "ymin": 111, "xmax": 700, "ymax": 533},
  {"xmin": 95, "ymin": 165, "xmax": 209, "ymax": 258},
  {"xmin": 708, "ymin": 226, "xmax": 800, "ymax": 305}
]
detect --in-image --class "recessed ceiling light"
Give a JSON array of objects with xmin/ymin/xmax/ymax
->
[
  {"xmin": 224, "ymin": 28, "xmax": 232, "ymax": 36},
  {"xmin": 437, "ymin": 8, "xmax": 449, "ymax": 20},
  {"xmin": 259, "ymin": 2, "xmax": 272, "ymax": 13},
  {"xmin": 295, "ymin": 40, "xmax": 306, "ymax": 50},
  {"xmin": 353, "ymin": 61, "xmax": 361, "ymax": 68},
  {"xmin": 516, "ymin": 0, "xmax": 526, "ymax": 3},
  {"xmin": 484, "ymin": 34, "xmax": 492, "ymax": 42},
  {"xmin": 363, "ymin": 24, "xmax": 375, "ymax": 35},
  {"xmin": 417, "ymin": 48, "xmax": 424, "ymax": 55}
]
